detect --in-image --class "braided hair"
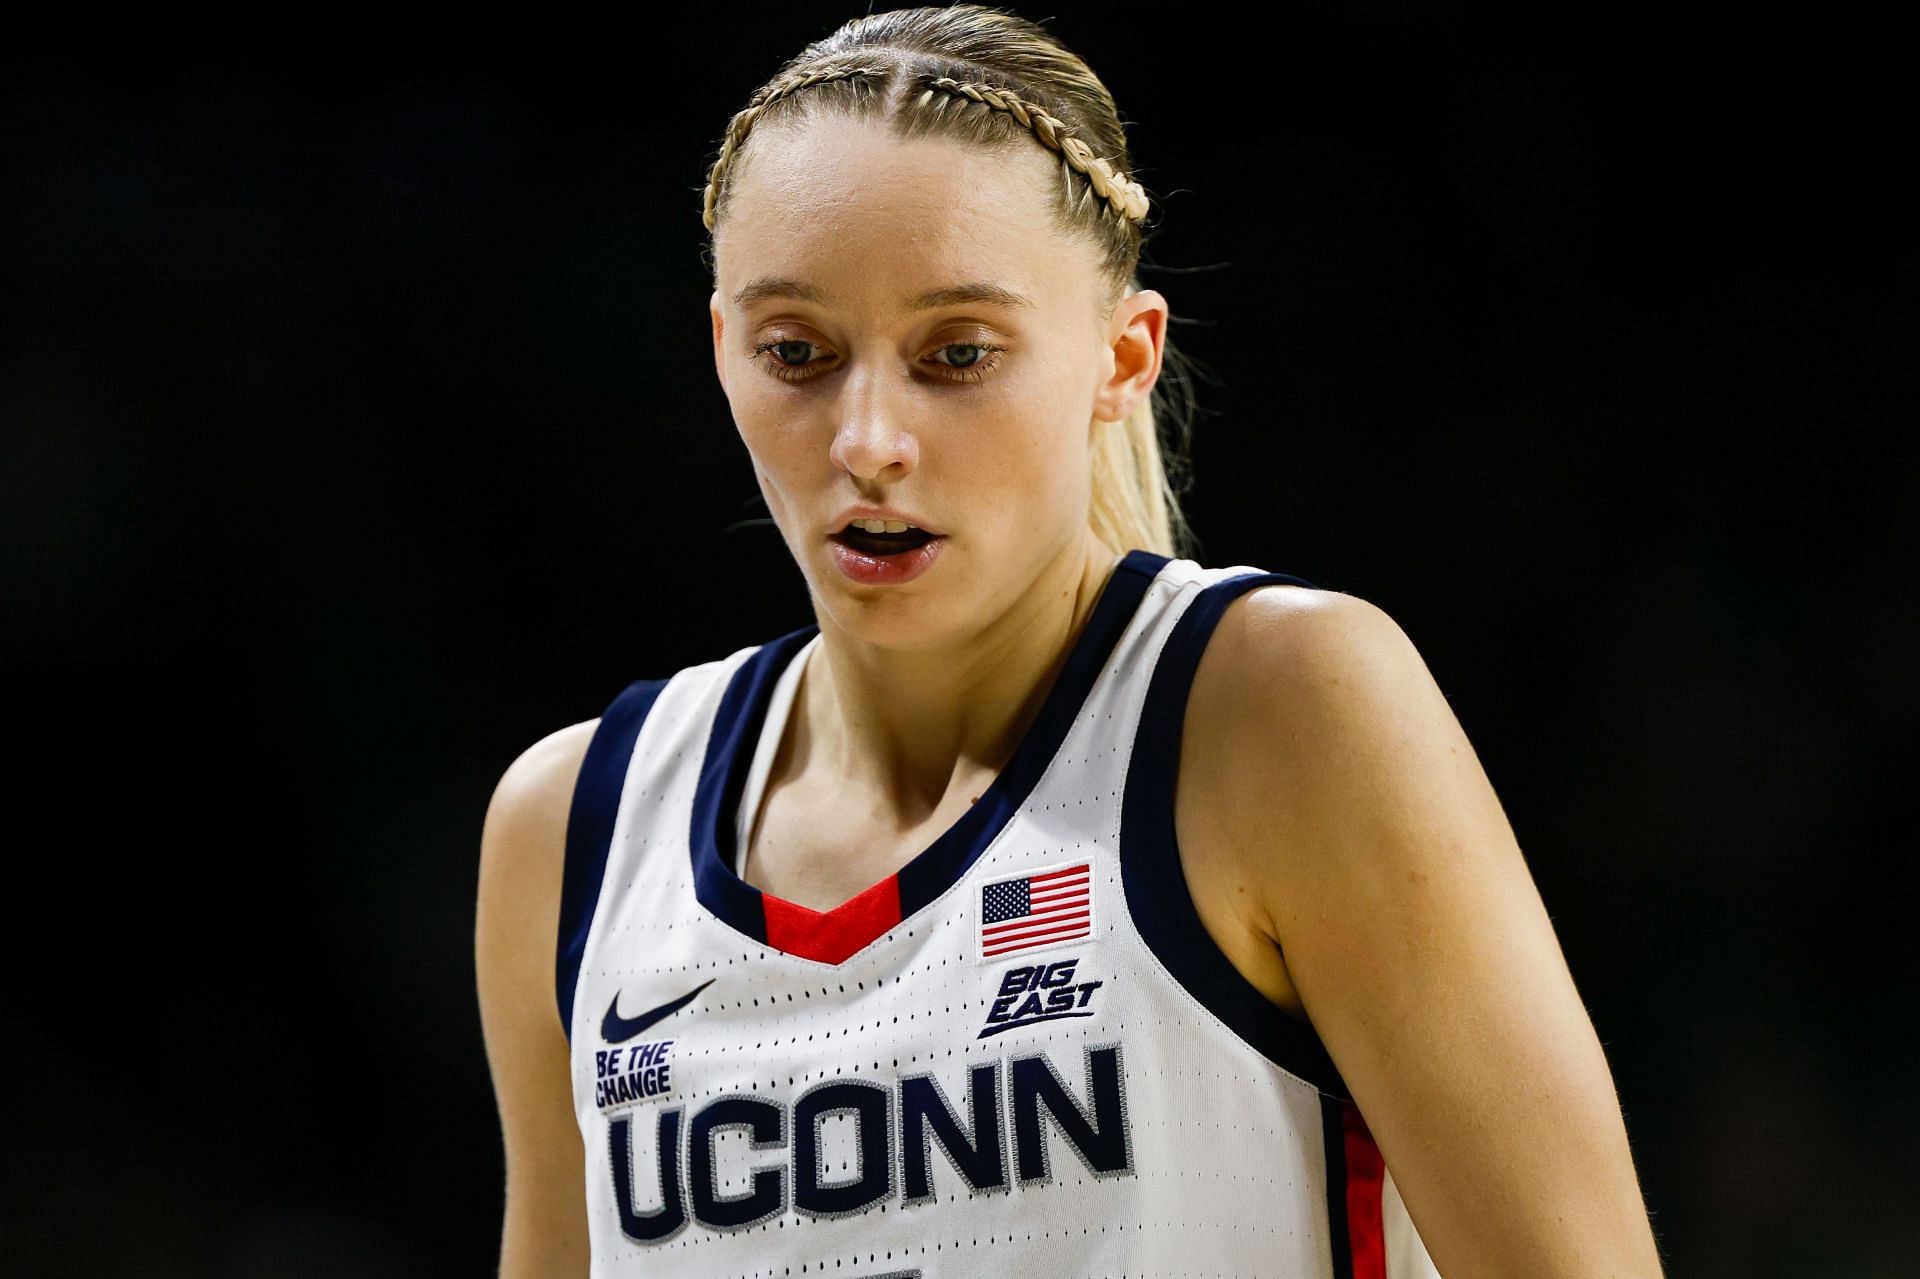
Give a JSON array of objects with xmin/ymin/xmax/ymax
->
[
  {"xmin": 699, "ymin": 5, "xmax": 1196, "ymax": 561},
  {"xmin": 702, "ymin": 67, "xmax": 1149, "ymax": 232},
  {"xmin": 700, "ymin": 63, "xmax": 890, "ymax": 235}
]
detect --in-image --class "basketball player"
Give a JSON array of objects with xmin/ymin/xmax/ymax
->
[{"xmin": 476, "ymin": 7, "xmax": 1664, "ymax": 1276}]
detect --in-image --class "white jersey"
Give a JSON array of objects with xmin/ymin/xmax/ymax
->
[{"xmin": 557, "ymin": 549, "xmax": 1442, "ymax": 1278}]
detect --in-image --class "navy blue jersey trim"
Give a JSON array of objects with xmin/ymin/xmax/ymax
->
[
  {"xmin": 556, "ymin": 677, "xmax": 671, "ymax": 1040},
  {"xmin": 1321, "ymin": 1092, "xmax": 1355, "ymax": 1278},
  {"xmin": 1119, "ymin": 568, "xmax": 1354, "ymax": 1099},
  {"xmin": 690, "ymin": 548, "xmax": 1170, "ymax": 949},
  {"xmin": 689, "ymin": 626, "xmax": 817, "ymax": 947}
]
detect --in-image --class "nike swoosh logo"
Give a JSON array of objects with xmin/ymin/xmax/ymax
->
[{"xmin": 601, "ymin": 978, "xmax": 715, "ymax": 1044}]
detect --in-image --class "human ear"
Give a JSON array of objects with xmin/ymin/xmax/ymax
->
[
  {"xmin": 709, "ymin": 290, "xmax": 728, "ymax": 395},
  {"xmin": 1092, "ymin": 288, "xmax": 1168, "ymax": 424}
]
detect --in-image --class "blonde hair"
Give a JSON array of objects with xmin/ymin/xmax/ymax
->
[{"xmin": 699, "ymin": 4, "xmax": 1198, "ymax": 560}]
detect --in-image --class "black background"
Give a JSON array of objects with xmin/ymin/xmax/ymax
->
[{"xmin": 6, "ymin": 5, "xmax": 1913, "ymax": 1275}]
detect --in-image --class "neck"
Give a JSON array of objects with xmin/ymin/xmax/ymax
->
[{"xmin": 797, "ymin": 537, "xmax": 1123, "ymax": 827}]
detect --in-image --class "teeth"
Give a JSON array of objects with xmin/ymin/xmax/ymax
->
[{"xmin": 849, "ymin": 518, "xmax": 919, "ymax": 534}]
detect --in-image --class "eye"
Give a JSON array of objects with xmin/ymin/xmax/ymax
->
[
  {"xmin": 748, "ymin": 338, "xmax": 830, "ymax": 382},
  {"xmin": 928, "ymin": 341, "xmax": 1008, "ymax": 384}
]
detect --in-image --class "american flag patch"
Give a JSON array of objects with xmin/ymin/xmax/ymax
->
[{"xmin": 979, "ymin": 862, "xmax": 1093, "ymax": 959}]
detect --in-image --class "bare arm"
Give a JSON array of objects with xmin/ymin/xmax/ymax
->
[
  {"xmin": 1195, "ymin": 588, "xmax": 1663, "ymax": 1277},
  {"xmin": 475, "ymin": 720, "xmax": 599, "ymax": 1278}
]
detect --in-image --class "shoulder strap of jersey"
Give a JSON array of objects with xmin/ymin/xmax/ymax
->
[{"xmin": 556, "ymin": 677, "xmax": 672, "ymax": 1038}]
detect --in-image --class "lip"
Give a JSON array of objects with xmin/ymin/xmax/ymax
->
[
  {"xmin": 828, "ymin": 504, "xmax": 944, "ymax": 538},
  {"xmin": 827, "ymin": 530, "xmax": 947, "ymax": 586}
]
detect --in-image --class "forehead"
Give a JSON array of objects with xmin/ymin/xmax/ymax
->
[{"xmin": 715, "ymin": 113, "xmax": 1100, "ymax": 316}]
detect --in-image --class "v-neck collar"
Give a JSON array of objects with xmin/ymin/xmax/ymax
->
[{"xmin": 688, "ymin": 548, "xmax": 1168, "ymax": 964}]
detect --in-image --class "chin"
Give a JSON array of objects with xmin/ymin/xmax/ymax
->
[{"xmin": 810, "ymin": 539, "xmax": 977, "ymax": 648}]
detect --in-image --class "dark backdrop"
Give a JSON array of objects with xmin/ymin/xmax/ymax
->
[{"xmin": 6, "ymin": 6, "xmax": 1911, "ymax": 1276}]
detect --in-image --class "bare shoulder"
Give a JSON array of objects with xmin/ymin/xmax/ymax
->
[
  {"xmin": 490, "ymin": 720, "xmax": 601, "ymax": 835},
  {"xmin": 482, "ymin": 721, "xmax": 601, "ymax": 878},
  {"xmin": 1175, "ymin": 583, "xmax": 1434, "ymax": 1005},
  {"xmin": 477, "ymin": 719, "xmax": 601, "ymax": 1018},
  {"xmin": 476, "ymin": 719, "xmax": 601, "ymax": 1278},
  {"xmin": 1194, "ymin": 582, "xmax": 1423, "ymax": 719},
  {"xmin": 477, "ymin": 718, "xmax": 600, "ymax": 1024},
  {"xmin": 1184, "ymin": 583, "xmax": 1438, "ymax": 856}
]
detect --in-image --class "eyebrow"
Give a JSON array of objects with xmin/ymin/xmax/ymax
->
[{"xmin": 730, "ymin": 277, "xmax": 1035, "ymax": 312}]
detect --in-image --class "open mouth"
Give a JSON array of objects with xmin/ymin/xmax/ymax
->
[{"xmin": 831, "ymin": 525, "xmax": 941, "ymax": 557}]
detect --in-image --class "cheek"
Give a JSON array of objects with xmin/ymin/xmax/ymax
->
[
  {"xmin": 730, "ymin": 393, "xmax": 812, "ymax": 508},
  {"xmin": 730, "ymin": 368, "xmax": 800, "ymax": 449},
  {"xmin": 972, "ymin": 408, "xmax": 1092, "ymax": 523},
  {"xmin": 1022, "ymin": 365, "xmax": 1099, "ymax": 474}
]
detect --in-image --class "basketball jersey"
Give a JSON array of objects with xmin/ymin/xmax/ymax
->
[{"xmin": 557, "ymin": 549, "xmax": 1443, "ymax": 1278}]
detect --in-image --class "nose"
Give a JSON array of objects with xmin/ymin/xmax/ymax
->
[{"xmin": 827, "ymin": 365, "xmax": 919, "ymax": 481}]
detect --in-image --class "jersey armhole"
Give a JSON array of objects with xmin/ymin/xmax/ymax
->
[
  {"xmin": 1118, "ymin": 571, "xmax": 1355, "ymax": 1100},
  {"xmin": 555, "ymin": 676, "xmax": 671, "ymax": 1041}
]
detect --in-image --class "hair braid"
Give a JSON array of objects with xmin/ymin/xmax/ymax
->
[
  {"xmin": 701, "ymin": 62, "xmax": 889, "ymax": 232},
  {"xmin": 698, "ymin": 5, "xmax": 1197, "ymax": 560},
  {"xmin": 918, "ymin": 77, "xmax": 1150, "ymax": 223}
]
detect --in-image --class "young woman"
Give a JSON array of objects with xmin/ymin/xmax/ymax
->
[{"xmin": 476, "ymin": 7, "xmax": 1665, "ymax": 1276}]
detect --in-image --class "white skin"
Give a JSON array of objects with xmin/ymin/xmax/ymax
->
[{"xmin": 706, "ymin": 112, "xmax": 1167, "ymax": 907}]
